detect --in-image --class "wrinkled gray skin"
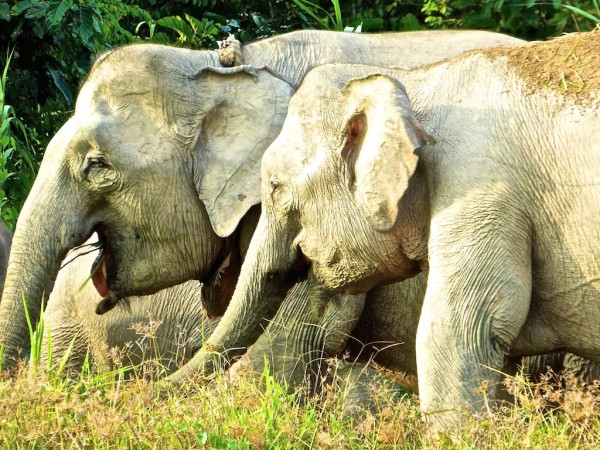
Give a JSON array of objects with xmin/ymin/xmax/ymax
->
[
  {"xmin": 356, "ymin": 276, "xmax": 600, "ymax": 392},
  {"xmin": 185, "ymin": 34, "xmax": 600, "ymax": 428},
  {"xmin": 0, "ymin": 220, "xmax": 12, "ymax": 300},
  {"xmin": 0, "ymin": 29, "xmax": 524, "ymax": 369}
]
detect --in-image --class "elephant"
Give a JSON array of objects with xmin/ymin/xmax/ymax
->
[
  {"xmin": 170, "ymin": 31, "xmax": 600, "ymax": 428},
  {"xmin": 43, "ymin": 220, "xmax": 367, "ymax": 389},
  {"xmin": 355, "ymin": 274, "xmax": 600, "ymax": 391},
  {"xmin": 0, "ymin": 28, "xmax": 524, "ymax": 369},
  {"xmin": 45, "ymin": 238, "xmax": 597, "ymax": 396},
  {"xmin": 42, "ymin": 240, "xmax": 216, "ymax": 375},
  {"xmin": 0, "ymin": 220, "xmax": 12, "ymax": 297}
]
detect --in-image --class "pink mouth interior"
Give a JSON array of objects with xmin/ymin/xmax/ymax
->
[{"xmin": 91, "ymin": 229, "xmax": 109, "ymax": 298}]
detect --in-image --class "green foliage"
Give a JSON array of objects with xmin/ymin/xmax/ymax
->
[
  {"xmin": 0, "ymin": 52, "xmax": 38, "ymax": 229},
  {"xmin": 152, "ymin": 14, "xmax": 227, "ymax": 47},
  {"xmin": 292, "ymin": 0, "xmax": 349, "ymax": 31},
  {"xmin": 560, "ymin": 0, "xmax": 600, "ymax": 24},
  {"xmin": 415, "ymin": 0, "xmax": 600, "ymax": 39},
  {"xmin": 1, "ymin": 0, "xmax": 599, "ymax": 227}
]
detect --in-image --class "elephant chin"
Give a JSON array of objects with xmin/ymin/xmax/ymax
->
[{"xmin": 95, "ymin": 292, "xmax": 122, "ymax": 315}]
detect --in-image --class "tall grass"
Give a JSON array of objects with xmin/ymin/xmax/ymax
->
[
  {"xmin": 0, "ymin": 303, "xmax": 599, "ymax": 448},
  {"xmin": 292, "ymin": 0, "xmax": 362, "ymax": 32},
  {"xmin": 1, "ymin": 357, "xmax": 599, "ymax": 448},
  {"xmin": 561, "ymin": 0, "xmax": 600, "ymax": 24}
]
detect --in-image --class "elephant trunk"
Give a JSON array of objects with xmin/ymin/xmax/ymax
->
[
  {"xmin": 167, "ymin": 213, "xmax": 304, "ymax": 383},
  {"xmin": 0, "ymin": 182, "xmax": 88, "ymax": 368}
]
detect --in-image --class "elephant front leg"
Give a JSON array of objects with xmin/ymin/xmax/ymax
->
[
  {"xmin": 417, "ymin": 209, "xmax": 532, "ymax": 430},
  {"xmin": 229, "ymin": 279, "xmax": 365, "ymax": 392}
]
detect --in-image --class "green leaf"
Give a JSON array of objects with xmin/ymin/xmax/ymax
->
[
  {"xmin": 560, "ymin": 4, "xmax": 600, "ymax": 23},
  {"xmin": 185, "ymin": 13, "xmax": 204, "ymax": 34},
  {"xmin": 47, "ymin": 0, "xmax": 72, "ymax": 26},
  {"xmin": 156, "ymin": 16, "xmax": 193, "ymax": 42},
  {"xmin": 0, "ymin": 3, "xmax": 10, "ymax": 21},
  {"xmin": 24, "ymin": 1, "xmax": 48, "ymax": 20},
  {"xmin": 203, "ymin": 11, "xmax": 227, "ymax": 25},
  {"xmin": 48, "ymin": 68, "xmax": 73, "ymax": 104},
  {"xmin": 78, "ymin": 5, "xmax": 94, "ymax": 48},
  {"xmin": 332, "ymin": 0, "xmax": 343, "ymax": 30},
  {"xmin": 149, "ymin": 31, "xmax": 171, "ymax": 44},
  {"xmin": 11, "ymin": 0, "xmax": 32, "ymax": 16}
]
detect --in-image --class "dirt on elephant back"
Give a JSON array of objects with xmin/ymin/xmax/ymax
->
[{"xmin": 482, "ymin": 28, "xmax": 600, "ymax": 104}]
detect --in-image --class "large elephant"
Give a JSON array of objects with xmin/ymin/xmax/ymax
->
[
  {"xmin": 0, "ymin": 29, "xmax": 524, "ymax": 368},
  {"xmin": 171, "ymin": 32, "xmax": 600, "ymax": 428}
]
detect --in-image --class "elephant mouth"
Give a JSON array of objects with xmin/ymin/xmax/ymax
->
[
  {"xmin": 91, "ymin": 227, "xmax": 109, "ymax": 297},
  {"xmin": 91, "ymin": 226, "xmax": 121, "ymax": 314},
  {"xmin": 287, "ymin": 248, "xmax": 311, "ymax": 283}
]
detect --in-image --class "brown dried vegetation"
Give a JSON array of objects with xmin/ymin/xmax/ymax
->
[{"xmin": 483, "ymin": 28, "xmax": 600, "ymax": 103}]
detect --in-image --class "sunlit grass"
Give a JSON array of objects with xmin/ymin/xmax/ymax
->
[
  {"xmin": 2, "ymin": 359, "xmax": 600, "ymax": 448},
  {"xmin": 0, "ymin": 301, "xmax": 598, "ymax": 448}
]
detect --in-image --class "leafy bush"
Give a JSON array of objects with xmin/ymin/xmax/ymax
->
[
  {"xmin": 1, "ymin": 0, "xmax": 599, "ymax": 229},
  {"xmin": 418, "ymin": 0, "xmax": 600, "ymax": 39},
  {"xmin": 0, "ymin": 52, "xmax": 38, "ymax": 228}
]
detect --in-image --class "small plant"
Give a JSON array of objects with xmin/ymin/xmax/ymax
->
[
  {"xmin": 560, "ymin": 0, "xmax": 600, "ymax": 25},
  {"xmin": 138, "ymin": 13, "xmax": 239, "ymax": 48},
  {"xmin": 292, "ymin": 0, "xmax": 356, "ymax": 31},
  {"xmin": 0, "ymin": 52, "xmax": 40, "ymax": 230},
  {"xmin": 22, "ymin": 293, "xmax": 45, "ymax": 375}
]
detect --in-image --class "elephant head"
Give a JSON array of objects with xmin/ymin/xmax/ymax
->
[
  {"xmin": 0, "ymin": 44, "xmax": 294, "ymax": 366},
  {"xmin": 167, "ymin": 67, "xmax": 433, "ymax": 383},
  {"xmin": 250, "ymin": 68, "xmax": 432, "ymax": 294},
  {"xmin": 265, "ymin": 70, "xmax": 433, "ymax": 292}
]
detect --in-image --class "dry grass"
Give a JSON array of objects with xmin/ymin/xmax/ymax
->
[
  {"xmin": 482, "ymin": 28, "xmax": 600, "ymax": 103},
  {"xmin": 1, "ymin": 359, "xmax": 599, "ymax": 449}
]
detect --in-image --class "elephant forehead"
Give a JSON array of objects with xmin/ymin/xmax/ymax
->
[
  {"xmin": 77, "ymin": 75, "xmax": 165, "ymax": 120},
  {"xmin": 263, "ymin": 115, "xmax": 320, "ymax": 178},
  {"xmin": 78, "ymin": 46, "xmax": 219, "ymax": 118},
  {"xmin": 86, "ymin": 44, "xmax": 219, "ymax": 89}
]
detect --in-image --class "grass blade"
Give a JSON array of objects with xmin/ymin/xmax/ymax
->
[{"xmin": 561, "ymin": 4, "xmax": 600, "ymax": 23}]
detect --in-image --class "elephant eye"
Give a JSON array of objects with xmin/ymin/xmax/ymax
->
[
  {"xmin": 84, "ymin": 156, "xmax": 109, "ymax": 176},
  {"xmin": 82, "ymin": 154, "xmax": 119, "ymax": 191}
]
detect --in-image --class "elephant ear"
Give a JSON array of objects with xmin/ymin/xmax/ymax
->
[
  {"xmin": 340, "ymin": 74, "xmax": 433, "ymax": 232},
  {"xmin": 192, "ymin": 66, "xmax": 294, "ymax": 237}
]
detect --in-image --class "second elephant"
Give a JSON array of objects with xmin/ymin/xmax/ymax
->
[{"xmin": 174, "ymin": 33, "xmax": 600, "ymax": 428}]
